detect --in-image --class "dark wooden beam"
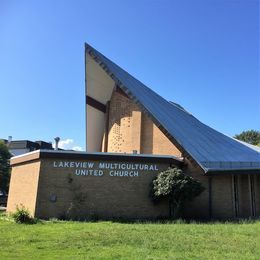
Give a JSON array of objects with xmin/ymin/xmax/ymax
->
[{"xmin": 86, "ymin": 95, "xmax": 106, "ymax": 113}]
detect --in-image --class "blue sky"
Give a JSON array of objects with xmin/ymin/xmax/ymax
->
[{"xmin": 0, "ymin": 0, "xmax": 259, "ymax": 150}]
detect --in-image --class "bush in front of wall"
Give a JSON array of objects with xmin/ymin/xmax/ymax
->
[
  {"xmin": 12, "ymin": 204, "xmax": 37, "ymax": 224},
  {"xmin": 152, "ymin": 167, "xmax": 205, "ymax": 219}
]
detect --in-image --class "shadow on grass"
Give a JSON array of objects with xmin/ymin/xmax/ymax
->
[
  {"xmin": 1, "ymin": 210, "xmax": 259, "ymax": 225},
  {"xmin": 44, "ymin": 215, "xmax": 260, "ymax": 225},
  {"xmin": 108, "ymin": 217, "xmax": 260, "ymax": 225}
]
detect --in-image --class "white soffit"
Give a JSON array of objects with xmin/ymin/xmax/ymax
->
[
  {"xmin": 86, "ymin": 53, "xmax": 114, "ymax": 104},
  {"xmin": 85, "ymin": 53, "xmax": 115, "ymax": 152},
  {"xmin": 86, "ymin": 105, "xmax": 105, "ymax": 152}
]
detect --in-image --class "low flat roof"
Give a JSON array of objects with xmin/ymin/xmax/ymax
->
[{"xmin": 10, "ymin": 149, "xmax": 183, "ymax": 166}]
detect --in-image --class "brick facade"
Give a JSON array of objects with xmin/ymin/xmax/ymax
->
[
  {"xmin": 99, "ymin": 90, "xmax": 260, "ymax": 220},
  {"xmin": 104, "ymin": 90, "xmax": 181, "ymax": 157},
  {"xmin": 7, "ymin": 161, "xmax": 41, "ymax": 216},
  {"xmin": 7, "ymin": 90, "xmax": 260, "ymax": 220},
  {"xmin": 7, "ymin": 155, "xmax": 260, "ymax": 220},
  {"xmin": 7, "ymin": 152, "xmax": 181, "ymax": 220}
]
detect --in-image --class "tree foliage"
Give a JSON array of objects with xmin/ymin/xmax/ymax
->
[
  {"xmin": 153, "ymin": 167, "xmax": 205, "ymax": 219},
  {"xmin": 234, "ymin": 130, "xmax": 260, "ymax": 146},
  {"xmin": 0, "ymin": 141, "xmax": 11, "ymax": 192}
]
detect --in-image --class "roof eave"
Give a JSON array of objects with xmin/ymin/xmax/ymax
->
[{"xmin": 204, "ymin": 168, "xmax": 260, "ymax": 176}]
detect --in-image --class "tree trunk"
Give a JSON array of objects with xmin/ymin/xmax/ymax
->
[
  {"xmin": 169, "ymin": 199, "xmax": 174, "ymax": 219},
  {"xmin": 169, "ymin": 197, "xmax": 184, "ymax": 220},
  {"xmin": 173, "ymin": 202, "xmax": 181, "ymax": 219}
]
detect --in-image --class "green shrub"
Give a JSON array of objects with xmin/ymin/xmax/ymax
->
[
  {"xmin": 12, "ymin": 205, "xmax": 36, "ymax": 224},
  {"xmin": 153, "ymin": 167, "xmax": 205, "ymax": 219}
]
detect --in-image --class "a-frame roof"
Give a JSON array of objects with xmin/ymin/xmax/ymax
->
[{"xmin": 85, "ymin": 43, "xmax": 260, "ymax": 174}]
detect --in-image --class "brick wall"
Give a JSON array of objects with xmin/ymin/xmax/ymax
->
[
  {"xmin": 105, "ymin": 90, "xmax": 182, "ymax": 157},
  {"xmin": 211, "ymin": 175, "xmax": 234, "ymax": 219},
  {"xmin": 106, "ymin": 91, "xmax": 138, "ymax": 153},
  {"xmin": 34, "ymin": 158, "xmax": 172, "ymax": 219},
  {"xmin": 182, "ymin": 160, "xmax": 210, "ymax": 219},
  {"xmin": 102, "ymin": 90, "xmax": 260, "ymax": 220},
  {"xmin": 237, "ymin": 175, "xmax": 251, "ymax": 218},
  {"xmin": 7, "ymin": 161, "xmax": 41, "ymax": 216},
  {"xmin": 7, "ymin": 155, "xmax": 260, "ymax": 220}
]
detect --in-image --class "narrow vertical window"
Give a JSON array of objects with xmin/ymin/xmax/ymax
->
[
  {"xmin": 249, "ymin": 175, "xmax": 256, "ymax": 217},
  {"xmin": 233, "ymin": 175, "xmax": 239, "ymax": 218}
]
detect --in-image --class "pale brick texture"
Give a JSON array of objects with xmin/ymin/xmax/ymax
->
[{"xmin": 105, "ymin": 90, "xmax": 182, "ymax": 157}]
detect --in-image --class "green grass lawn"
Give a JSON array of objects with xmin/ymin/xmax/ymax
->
[{"xmin": 0, "ymin": 215, "xmax": 260, "ymax": 259}]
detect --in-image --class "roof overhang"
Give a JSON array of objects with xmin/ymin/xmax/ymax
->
[
  {"xmin": 205, "ymin": 168, "xmax": 260, "ymax": 176},
  {"xmin": 10, "ymin": 150, "xmax": 184, "ymax": 167}
]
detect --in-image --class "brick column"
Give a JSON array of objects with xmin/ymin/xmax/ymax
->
[{"xmin": 131, "ymin": 111, "xmax": 142, "ymax": 153}]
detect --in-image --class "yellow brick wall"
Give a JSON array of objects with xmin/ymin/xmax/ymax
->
[
  {"xmin": 105, "ymin": 90, "xmax": 182, "ymax": 157},
  {"xmin": 7, "ymin": 156, "xmax": 260, "ymax": 220},
  {"xmin": 106, "ymin": 91, "xmax": 138, "ymax": 153},
  {"xmin": 35, "ymin": 158, "xmax": 172, "ymax": 220},
  {"xmin": 7, "ymin": 161, "xmax": 41, "ymax": 216},
  {"xmin": 140, "ymin": 114, "xmax": 154, "ymax": 154},
  {"xmin": 152, "ymin": 123, "xmax": 182, "ymax": 156}
]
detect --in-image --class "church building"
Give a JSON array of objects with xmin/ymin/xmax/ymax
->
[
  {"xmin": 85, "ymin": 43, "xmax": 260, "ymax": 219},
  {"xmin": 7, "ymin": 43, "xmax": 260, "ymax": 220}
]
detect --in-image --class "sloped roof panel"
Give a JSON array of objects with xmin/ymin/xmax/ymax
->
[{"xmin": 85, "ymin": 43, "xmax": 260, "ymax": 172}]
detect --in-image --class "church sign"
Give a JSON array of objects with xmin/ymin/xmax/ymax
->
[{"xmin": 53, "ymin": 160, "xmax": 159, "ymax": 177}]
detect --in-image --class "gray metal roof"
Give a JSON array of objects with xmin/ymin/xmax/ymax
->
[{"xmin": 85, "ymin": 43, "xmax": 260, "ymax": 173}]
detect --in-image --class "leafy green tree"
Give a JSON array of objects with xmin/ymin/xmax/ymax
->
[
  {"xmin": 234, "ymin": 130, "xmax": 260, "ymax": 146},
  {"xmin": 153, "ymin": 167, "xmax": 205, "ymax": 219},
  {"xmin": 0, "ymin": 141, "xmax": 11, "ymax": 192}
]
